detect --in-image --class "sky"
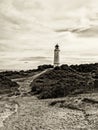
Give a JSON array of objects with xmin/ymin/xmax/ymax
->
[{"xmin": 0, "ymin": 0, "xmax": 98, "ymax": 70}]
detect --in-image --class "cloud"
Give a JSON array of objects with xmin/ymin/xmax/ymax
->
[{"xmin": 0, "ymin": 0, "xmax": 98, "ymax": 69}]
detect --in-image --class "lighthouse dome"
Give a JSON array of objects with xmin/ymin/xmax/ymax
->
[{"xmin": 55, "ymin": 44, "xmax": 59, "ymax": 49}]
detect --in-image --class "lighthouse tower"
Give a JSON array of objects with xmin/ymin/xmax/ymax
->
[{"xmin": 54, "ymin": 44, "xmax": 60, "ymax": 67}]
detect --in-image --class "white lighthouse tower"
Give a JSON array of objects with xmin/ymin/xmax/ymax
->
[{"xmin": 54, "ymin": 44, "xmax": 60, "ymax": 67}]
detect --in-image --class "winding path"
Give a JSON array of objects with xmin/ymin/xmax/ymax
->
[{"xmin": 13, "ymin": 69, "xmax": 48, "ymax": 96}]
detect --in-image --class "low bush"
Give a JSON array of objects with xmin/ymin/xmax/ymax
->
[
  {"xmin": 70, "ymin": 63, "xmax": 98, "ymax": 73},
  {"xmin": 0, "ymin": 75, "xmax": 19, "ymax": 95},
  {"xmin": 30, "ymin": 67, "xmax": 94, "ymax": 99}
]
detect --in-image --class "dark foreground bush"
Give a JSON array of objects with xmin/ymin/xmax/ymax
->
[
  {"xmin": 0, "ymin": 75, "xmax": 19, "ymax": 95},
  {"xmin": 30, "ymin": 67, "xmax": 95, "ymax": 99}
]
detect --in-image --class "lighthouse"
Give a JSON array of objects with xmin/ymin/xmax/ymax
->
[{"xmin": 54, "ymin": 44, "xmax": 60, "ymax": 67}]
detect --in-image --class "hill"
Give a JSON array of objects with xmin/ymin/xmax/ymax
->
[{"xmin": 30, "ymin": 65, "xmax": 97, "ymax": 99}]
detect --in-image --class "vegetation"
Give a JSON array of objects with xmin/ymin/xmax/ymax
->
[
  {"xmin": 30, "ymin": 64, "xmax": 97, "ymax": 99},
  {"xmin": 0, "ymin": 64, "xmax": 53, "ymax": 79},
  {"xmin": 0, "ymin": 70, "xmax": 39, "ymax": 79},
  {"xmin": 0, "ymin": 64, "xmax": 54, "ymax": 96},
  {"xmin": 37, "ymin": 64, "xmax": 53, "ymax": 71},
  {"xmin": 0, "ymin": 75, "xmax": 19, "ymax": 95},
  {"xmin": 70, "ymin": 63, "xmax": 98, "ymax": 73}
]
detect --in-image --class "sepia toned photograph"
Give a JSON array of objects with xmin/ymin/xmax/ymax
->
[{"xmin": 0, "ymin": 0, "xmax": 98, "ymax": 129}]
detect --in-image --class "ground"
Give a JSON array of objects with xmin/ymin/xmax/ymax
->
[{"xmin": 0, "ymin": 71, "xmax": 98, "ymax": 130}]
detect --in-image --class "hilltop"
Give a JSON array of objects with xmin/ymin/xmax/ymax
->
[{"xmin": 31, "ymin": 64, "xmax": 98, "ymax": 99}]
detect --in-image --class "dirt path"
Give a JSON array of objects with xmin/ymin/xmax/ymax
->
[
  {"xmin": 1, "ymin": 70, "xmax": 98, "ymax": 130},
  {"xmin": 2, "ymin": 97, "xmax": 89, "ymax": 130},
  {"xmin": 12, "ymin": 69, "xmax": 48, "ymax": 95}
]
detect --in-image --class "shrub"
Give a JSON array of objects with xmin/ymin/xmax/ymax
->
[
  {"xmin": 60, "ymin": 64, "xmax": 69, "ymax": 70},
  {"xmin": 31, "ymin": 68, "xmax": 94, "ymax": 99},
  {"xmin": 0, "ymin": 75, "xmax": 19, "ymax": 95},
  {"xmin": 70, "ymin": 63, "xmax": 98, "ymax": 73},
  {"xmin": 38, "ymin": 64, "xmax": 53, "ymax": 71}
]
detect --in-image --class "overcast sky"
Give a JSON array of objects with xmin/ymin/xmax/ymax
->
[{"xmin": 0, "ymin": 0, "xmax": 98, "ymax": 70}]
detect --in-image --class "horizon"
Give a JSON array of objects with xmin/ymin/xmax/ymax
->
[{"xmin": 0, "ymin": 0, "xmax": 98, "ymax": 70}]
